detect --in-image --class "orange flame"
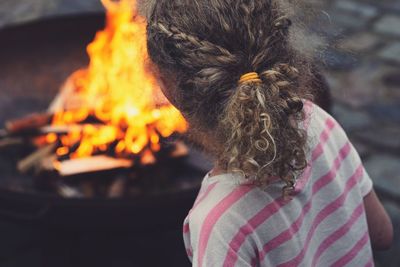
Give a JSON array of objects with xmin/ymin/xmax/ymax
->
[{"xmin": 50, "ymin": 0, "xmax": 187, "ymax": 159}]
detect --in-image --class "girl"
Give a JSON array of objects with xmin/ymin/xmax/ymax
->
[{"xmin": 146, "ymin": 0, "xmax": 393, "ymax": 266}]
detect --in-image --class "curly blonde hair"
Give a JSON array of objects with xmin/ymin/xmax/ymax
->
[{"xmin": 147, "ymin": 0, "xmax": 315, "ymax": 198}]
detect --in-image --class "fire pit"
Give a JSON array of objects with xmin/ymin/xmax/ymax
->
[{"xmin": 0, "ymin": 0, "xmax": 208, "ymax": 224}]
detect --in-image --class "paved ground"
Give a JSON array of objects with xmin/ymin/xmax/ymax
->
[{"xmin": 0, "ymin": 0, "xmax": 399, "ymax": 266}]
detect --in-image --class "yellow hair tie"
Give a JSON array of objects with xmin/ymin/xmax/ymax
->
[{"xmin": 239, "ymin": 72, "xmax": 262, "ymax": 84}]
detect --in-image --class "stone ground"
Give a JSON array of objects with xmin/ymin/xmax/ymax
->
[{"xmin": 0, "ymin": 0, "xmax": 399, "ymax": 266}]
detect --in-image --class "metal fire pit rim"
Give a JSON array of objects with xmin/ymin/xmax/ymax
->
[
  {"xmin": 0, "ymin": 184, "xmax": 201, "ymax": 228},
  {"xmin": 0, "ymin": 185, "xmax": 200, "ymax": 205}
]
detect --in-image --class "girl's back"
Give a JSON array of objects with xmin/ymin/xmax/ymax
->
[{"xmin": 184, "ymin": 100, "xmax": 374, "ymax": 266}]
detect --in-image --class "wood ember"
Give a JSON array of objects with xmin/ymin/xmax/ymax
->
[
  {"xmin": 17, "ymin": 143, "xmax": 56, "ymax": 174},
  {"xmin": 54, "ymin": 155, "xmax": 133, "ymax": 177}
]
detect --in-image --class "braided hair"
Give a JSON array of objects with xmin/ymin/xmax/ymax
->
[{"xmin": 147, "ymin": 0, "xmax": 314, "ymax": 198}]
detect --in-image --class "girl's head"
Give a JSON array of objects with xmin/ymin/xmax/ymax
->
[{"xmin": 146, "ymin": 0, "xmax": 314, "ymax": 193}]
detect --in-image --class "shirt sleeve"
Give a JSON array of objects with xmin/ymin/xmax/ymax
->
[
  {"xmin": 312, "ymin": 102, "xmax": 374, "ymax": 197},
  {"xmin": 346, "ymin": 140, "xmax": 374, "ymax": 197}
]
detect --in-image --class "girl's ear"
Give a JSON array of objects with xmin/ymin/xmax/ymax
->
[
  {"xmin": 146, "ymin": 61, "xmax": 177, "ymax": 106},
  {"xmin": 157, "ymin": 75, "xmax": 172, "ymax": 101},
  {"xmin": 154, "ymin": 68, "xmax": 180, "ymax": 109}
]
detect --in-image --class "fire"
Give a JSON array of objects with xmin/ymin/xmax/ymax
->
[{"xmin": 49, "ymin": 0, "xmax": 187, "ymax": 160}]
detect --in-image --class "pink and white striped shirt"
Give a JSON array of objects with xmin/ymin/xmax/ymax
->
[{"xmin": 183, "ymin": 100, "xmax": 374, "ymax": 267}]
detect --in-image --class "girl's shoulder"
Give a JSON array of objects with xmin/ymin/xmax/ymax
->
[
  {"xmin": 301, "ymin": 99, "xmax": 336, "ymax": 132},
  {"xmin": 301, "ymin": 99, "xmax": 349, "ymax": 152},
  {"xmin": 300, "ymin": 98, "xmax": 373, "ymax": 197}
]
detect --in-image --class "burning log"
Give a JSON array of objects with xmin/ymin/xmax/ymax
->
[
  {"xmin": 17, "ymin": 143, "xmax": 57, "ymax": 174},
  {"xmin": 0, "ymin": 122, "xmax": 73, "ymax": 142},
  {"xmin": 5, "ymin": 113, "xmax": 52, "ymax": 134},
  {"xmin": 4, "ymin": 117, "xmax": 106, "ymax": 137},
  {"xmin": 40, "ymin": 125, "xmax": 86, "ymax": 135},
  {"xmin": 53, "ymin": 155, "xmax": 133, "ymax": 177}
]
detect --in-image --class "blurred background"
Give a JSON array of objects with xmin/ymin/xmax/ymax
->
[{"xmin": 0, "ymin": 0, "xmax": 399, "ymax": 266}]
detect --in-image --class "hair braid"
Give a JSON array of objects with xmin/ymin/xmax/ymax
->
[{"xmin": 150, "ymin": 22, "xmax": 238, "ymax": 68}]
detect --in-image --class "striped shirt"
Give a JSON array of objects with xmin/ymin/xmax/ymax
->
[{"xmin": 183, "ymin": 100, "xmax": 374, "ymax": 267}]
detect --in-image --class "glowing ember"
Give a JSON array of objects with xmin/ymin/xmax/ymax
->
[{"xmin": 48, "ymin": 0, "xmax": 187, "ymax": 160}]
